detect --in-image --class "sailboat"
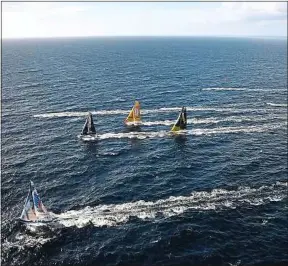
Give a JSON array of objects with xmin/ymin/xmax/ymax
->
[
  {"xmin": 79, "ymin": 112, "xmax": 97, "ymax": 141},
  {"xmin": 124, "ymin": 101, "xmax": 141, "ymax": 126},
  {"xmin": 19, "ymin": 181, "xmax": 53, "ymax": 224},
  {"xmin": 171, "ymin": 107, "xmax": 187, "ymax": 132}
]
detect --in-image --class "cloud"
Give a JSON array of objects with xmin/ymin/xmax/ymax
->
[
  {"xmin": 2, "ymin": 2, "xmax": 287, "ymax": 38},
  {"xmin": 219, "ymin": 2, "xmax": 287, "ymax": 22},
  {"xmin": 2, "ymin": 2, "xmax": 90, "ymax": 38}
]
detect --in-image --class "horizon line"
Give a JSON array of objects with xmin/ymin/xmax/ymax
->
[{"xmin": 3, "ymin": 35, "xmax": 287, "ymax": 40}]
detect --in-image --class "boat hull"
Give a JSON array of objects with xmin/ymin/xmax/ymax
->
[
  {"xmin": 79, "ymin": 134, "xmax": 98, "ymax": 141},
  {"xmin": 124, "ymin": 121, "xmax": 142, "ymax": 127},
  {"xmin": 169, "ymin": 130, "xmax": 187, "ymax": 135},
  {"xmin": 19, "ymin": 217, "xmax": 54, "ymax": 225}
]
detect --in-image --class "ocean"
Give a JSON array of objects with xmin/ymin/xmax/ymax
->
[{"xmin": 1, "ymin": 37, "xmax": 287, "ymax": 266}]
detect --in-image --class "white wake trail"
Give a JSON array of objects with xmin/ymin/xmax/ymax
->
[
  {"xmin": 139, "ymin": 115, "xmax": 286, "ymax": 126},
  {"xmin": 33, "ymin": 106, "xmax": 282, "ymax": 118},
  {"xmin": 3, "ymin": 182, "xmax": 286, "ymax": 252},
  {"xmin": 203, "ymin": 87, "xmax": 286, "ymax": 92},
  {"xmin": 95, "ymin": 122, "xmax": 286, "ymax": 140},
  {"xmin": 34, "ymin": 110, "xmax": 128, "ymax": 118},
  {"xmin": 55, "ymin": 181, "xmax": 287, "ymax": 228},
  {"xmin": 266, "ymin": 102, "xmax": 287, "ymax": 107},
  {"xmin": 203, "ymin": 87, "xmax": 247, "ymax": 91}
]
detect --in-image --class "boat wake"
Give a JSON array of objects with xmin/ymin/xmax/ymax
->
[
  {"xmin": 203, "ymin": 87, "xmax": 247, "ymax": 91},
  {"xmin": 203, "ymin": 87, "xmax": 286, "ymax": 92},
  {"xmin": 266, "ymin": 102, "xmax": 287, "ymax": 107},
  {"xmin": 34, "ymin": 110, "xmax": 128, "ymax": 118},
  {"xmin": 2, "ymin": 232, "xmax": 54, "ymax": 251},
  {"xmin": 55, "ymin": 181, "xmax": 287, "ymax": 228},
  {"xmin": 33, "ymin": 106, "xmax": 283, "ymax": 119},
  {"xmin": 1, "ymin": 226, "xmax": 58, "ymax": 260},
  {"xmin": 3, "ymin": 182, "xmax": 286, "ymax": 252},
  {"xmin": 138, "ymin": 115, "xmax": 286, "ymax": 126},
  {"xmin": 94, "ymin": 123, "xmax": 286, "ymax": 140}
]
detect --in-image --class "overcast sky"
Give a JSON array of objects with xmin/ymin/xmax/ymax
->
[{"xmin": 2, "ymin": 2, "xmax": 287, "ymax": 38}]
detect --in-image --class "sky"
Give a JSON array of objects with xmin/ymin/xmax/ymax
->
[{"xmin": 2, "ymin": 2, "xmax": 287, "ymax": 39}]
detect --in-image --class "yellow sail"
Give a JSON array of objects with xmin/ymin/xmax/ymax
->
[
  {"xmin": 171, "ymin": 124, "xmax": 181, "ymax": 132},
  {"xmin": 171, "ymin": 107, "xmax": 187, "ymax": 132},
  {"xmin": 171, "ymin": 113, "xmax": 181, "ymax": 132},
  {"xmin": 125, "ymin": 101, "xmax": 141, "ymax": 124}
]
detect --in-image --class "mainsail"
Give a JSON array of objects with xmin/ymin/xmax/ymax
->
[
  {"xmin": 19, "ymin": 181, "xmax": 53, "ymax": 223},
  {"xmin": 171, "ymin": 107, "xmax": 187, "ymax": 132},
  {"xmin": 125, "ymin": 101, "xmax": 141, "ymax": 124},
  {"xmin": 81, "ymin": 112, "xmax": 96, "ymax": 135}
]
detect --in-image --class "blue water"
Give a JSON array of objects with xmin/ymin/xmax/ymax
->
[{"xmin": 2, "ymin": 37, "xmax": 287, "ymax": 266}]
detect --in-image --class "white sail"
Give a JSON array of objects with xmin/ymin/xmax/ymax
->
[{"xmin": 19, "ymin": 181, "xmax": 53, "ymax": 224}]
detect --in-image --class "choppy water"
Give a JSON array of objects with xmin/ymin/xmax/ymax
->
[{"xmin": 2, "ymin": 37, "xmax": 287, "ymax": 266}]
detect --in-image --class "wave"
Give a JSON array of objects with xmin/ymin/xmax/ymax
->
[
  {"xmin": 1, "ymin": 232, "xmax": 56, "ymax": 257},
  {"xmin": 55, "ymin": 181, "xmax": 287, "ymax": 228},
  {"xmin": 203, "ymin": 87, "xmax": 247, "ymax": 91},
  {"xmin": 33, "ymin": 106, "xmax": 282, "ymax": 118},
  {"xmin": 95, "ymin": 123, "xmax": 286, "ymax": 140},
  {"xmin": 17, "ymin": 82, "xmax": 47, "ymax": 89},
  {"xmin": 17, "ymin": 69, "xmax": 42, "ymax": 74},
  {"xmin": 266, "ymin": 102, "xmax": 287, "ymax": 107},
  {"xmin": 203, "ymin": 88, "xmax": 286, "ymax": 92},
  {"xmin": 3, "ymin": 233, "xmax": 53, "ymax": 249}
]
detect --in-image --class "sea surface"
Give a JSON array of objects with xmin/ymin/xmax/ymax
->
[{"xmin": 1, "ymin": 37, "xmax": 287, "ymax": 266}]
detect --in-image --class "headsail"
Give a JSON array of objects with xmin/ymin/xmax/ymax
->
[
  {"xmin": 81, "ymin": 112, "xmax": 96, "ymax": 135},
  {"xmin": 125, "ymin": 101, "xmax": 141, "ymax": 124},
  {"xmin": 171, "ymin": 107, "xmax": 187, "ymax": 132},
  {"xmin": 19, "ymin": 181, "xmax": 53, "ymax": 223}
]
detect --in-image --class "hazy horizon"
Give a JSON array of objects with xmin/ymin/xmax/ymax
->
[
  {"xmin": 3, "ymin": 35, "xmax": 287, "ymax": 41},
  {"xmin": 2, "ymin": 2, "xmax": 287, "ymax": 39}
]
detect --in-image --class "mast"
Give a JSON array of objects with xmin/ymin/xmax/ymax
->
[{"xmin": 30, "ymin": 181, "xmax": 35, "ymax": 212}]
